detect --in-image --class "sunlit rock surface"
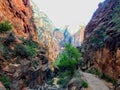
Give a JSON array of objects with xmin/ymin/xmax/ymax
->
[
  {"xmin": 74, "ymin": 26, "xmax": 85, "ymax": 47},
  {"xmin": 0, "ymin": 0, "xmax": 38, "ymax": 41},
  {"xmin": 30, "ymin": 0, "xmax": 60, "ymax": 62}
]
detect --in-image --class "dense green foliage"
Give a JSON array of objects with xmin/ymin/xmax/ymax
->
[
  {"xmin": 0, "ymin": 74, "xmax": 11, "ymax": 89},
  {"xmin": 0, "ymin": 21, "xmax": 12, "ymax": 33},
  {"xmin": 15, "ymin": 40, "xmax": 40, "ymax": 58},
  {"xmin": 81, "ymin": 80, "xmax": 88, "ymax": 88},
  {"xmin": 54, "ymin": 44, "xmax": 82, "ymax": 88},
  {"xmin": 15, "ymin": 44, "xmax": 36, "ymax": 58},
  {"xmin": 23, "ymin": 40, "xmax": 40, "ymax": 49},
  {"xmin": 55, "ymin": 44, "xmax": 81, "ymax": 73}
]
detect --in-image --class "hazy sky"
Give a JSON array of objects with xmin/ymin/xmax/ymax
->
[{"xmin": 33, "ymin": 0, "xmax": 105, "ymax": 33}]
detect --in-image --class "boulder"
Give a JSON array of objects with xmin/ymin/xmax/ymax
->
[{"xmin": 0, "ymin": 82, "xmax": 6, "ymax": 90}]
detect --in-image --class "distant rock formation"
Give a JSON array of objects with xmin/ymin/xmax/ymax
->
[
  {"xmin": 73, "ymin": 26, "xmax": 85, "ymax": 47},
  {"xmin": 54, "ymin": 25, "xmax": 84, "ymax": 49},
  {"xmin": 53, "ymin": 26, "xmax": 73, "ymax": 51},
  {"xmin": 30, "ymin": 0, "xmax": 60, "ymax": 62}
]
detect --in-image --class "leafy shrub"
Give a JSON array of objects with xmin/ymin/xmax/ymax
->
[
  {"xmin": 15, "ymin": 44, "xmax": 36, "ymax": 58},
  {"xmin": 0, "ymin": 21, "xmax": 12, "ymax": 33},
  {"xmin": 23, "ymin": 40, "xmax": 40, "ymax": 49},
  {"xmin": 49, "ymin": 79, "xmax": 54, "ymax": 86},
  {"xmin": 56, "ymin": 54, "xmax": 77, "ymax": 73},
  {"xmin": 55, "ymin": 44, "xmax": 81, "ymax": 88},
  {"xmin": 55, "ymin": 44, "xmax": 81, "ymax": 73},
  {"xmin": 81, "ymin": 81, "xmax": 88, "ymax": 88},
  {"xmin": 0, "ymin": 74, "xmax": 11, "ymax": 89},
  {"xmin": 57, "ymin": 76, "xmax": 71, "ymax": 88}
]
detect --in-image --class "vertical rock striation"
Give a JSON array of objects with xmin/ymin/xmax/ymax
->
[
  {"xmin": 83, "ymin": 0, "xmax": 120, "ymax": 80},
  {"xmin": 30, "ymin": 1, "xmax": 60, "ymax": 62}
]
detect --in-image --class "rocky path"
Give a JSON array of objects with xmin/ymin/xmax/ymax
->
[{"xmin": 82, "ymin": 72, "xmax": 110, "ymax": 90}]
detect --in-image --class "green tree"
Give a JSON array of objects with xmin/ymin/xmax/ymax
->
[
  {"xmin": 55, "ymin": 44, "xmax": 81, "ymax": 74},
  {"xmin": 0, "ymin": 21, "xmax": 12, "ymax": 33}
]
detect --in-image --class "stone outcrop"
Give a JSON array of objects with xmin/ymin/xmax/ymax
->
[
  {"xmin": 74, "ymin": 26, "xmax": 85, "ymax": 47},
  {"xmin": 83, "ymin": 0, "xmax": 120, "ymax": 80},
  {"xmin": 0, "ymin": 0, "xmax": 38, "ymax": 41},
  {"xmin": 0, "ymin": 33, "xmax": 53, "ymax": 89},
  {"xmin": 0, "ymin": 82, "xmax": 6, "ymax": 90},
  {"xmin": 30, "ymin": 1, "xmax": 60, "ymax": 62}
]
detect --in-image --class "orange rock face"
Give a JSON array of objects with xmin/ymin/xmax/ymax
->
[
  {"xmin": 94, "ymin": 48, "xmax": 120, "ymax": 79},
  {"xmin": 0, "ymin": 0, "xmax": 38, "ymax": 41}
]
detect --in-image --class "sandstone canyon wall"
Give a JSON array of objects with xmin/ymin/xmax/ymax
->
[
  {"xmin": 74, "ymin": 26, "xmax": 85, "ymax": 47},
  {"xmin": 0, "ymin": 0, "xmax": 54, "ymax": 89},
  {"xmin": 30, "ymin": 1, "xmax": 60, "ymax": 62},
  {"xmin": 0, "ymin": 0, "xmax": 38, "ymax": 40},
  {"xmin": 83, "ymin": 0, "xmax": 120, "ymax": 80}
]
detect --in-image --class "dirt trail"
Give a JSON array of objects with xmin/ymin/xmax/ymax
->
[{"xmin": 82, "ymin": 72, "xmax": 111, "ymax": 90}]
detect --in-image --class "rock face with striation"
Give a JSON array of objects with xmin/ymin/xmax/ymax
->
[
  {"xmin": 83, "ymin": 0, "xmax": 120, "ymax": 80},
  {"xmin": 30, "ymin": 1, "xmax": 60, "ymax": 62},
  {"xmin": 74, "ymin": 26, "xmax": 85, "ymax": 47},
  {"xmin": 0, "ymin": 33, "xmax": 53, "ymax": 90},
  {"xmin": 0, "ymin": 0, "xmax": 38, "ymax": 41},
  {"xmin": 0, "ymin": 0, "xmax": 55, "ymax": 89}
]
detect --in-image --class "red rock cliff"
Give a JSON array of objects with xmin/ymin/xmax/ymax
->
[
  {"xmin": 83, "ymin": 0, "xmax": 120, "ymax": 80},
  {"xmin": 0, "ymin": 0, "xmax": 38, "ymax": 40}
]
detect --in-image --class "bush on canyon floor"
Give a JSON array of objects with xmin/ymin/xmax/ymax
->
[
  {"xmin": 58, "ymin": 77, "xmax": 71, "ymax": 88},
  {"xmin": 0, "ymin": 74, "xmax": 11, "ymax": 89},
  {"xmin": 52, "ymin": 71, "xmax": 72, "ymax": 88},
  {"xmin": 81, "ymin": 80, "xmax": 88, "ymax": 88},
  {"xmin": 15, "ymin": 44, "xmax": 36, "ymax": 58},
  {"xmin": 54, "ymin": 44, "xmax": 81, "ymax": 88},
  {"xmin": 55, "ymin": 44, "xmax": 81, "ymax": 74},
  {"xmin": 0, "ymin": 21, "xmax": 12, "ymax": 33}
]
